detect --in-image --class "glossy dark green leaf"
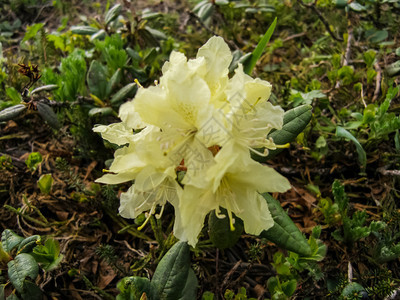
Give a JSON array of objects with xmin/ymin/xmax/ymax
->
[
  {"xmin": 88, "ymin": 107, "xmax": 114, "ymax": 117},
  {"xmin": 8, "ymin": 254, "xmax": 39, "ymax": 293},
  {"xmin": 70, "ymin": 25, "xmax": 99, "ymax": 35},
  {"xmin": 110, "ymin": 83, "xmax": 137, "ymax": 104},
  {"xmin": 260, "ymin": 193, "xmax": 311, "ymax": 256},
  {"xmin": 150, "ymin": 241, "xmax": 195, "ymax": 300},
  {"xmin": 106, "ymin": 68, "xmax": 122, "ymax": 97},
  {"xmin": 1, "ymin": 230, "xmax": 24, "ymax": 253},
  {"xmin": 0, "ymin": 105, "xmax": 26, "ymax": 122},
  {"xmin": 208, "ymin": 208, "xmax": 243, "ymax": 250},
  {"xmin": 20, "ymin": 281, "xmax": 42, "ymax": 300},
  {"xmin": 105, "ymin": 4, "xmax": 122, "ymax": 25},
  {"xmin": 87, "ymin": 60, "xmax": 108, "ymax": 99},
  {"xmin": 17, "ymin": 235, "xmax": 40, "ymax": 254},
  {"xmin": 31, "ymin": 85, "xmax": 59, "ymax": 95},
  {"xmin": 253, "ymin": 105, "xmax": 312, "ymax": 162},
  {"xmin": 178, "ymin": 268, "xmax": 198, "ymax": 300},
  {"xmin": 37, "ymin": 102, "xmax": 60, "ymax": 129}
]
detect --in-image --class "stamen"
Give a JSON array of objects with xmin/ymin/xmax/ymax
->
[
  {"xmin": 134, "ymin": 79, "xmax": 143, "ymax": 88},
  {"xmin": 155, "ymin": 204, "xmax": 165, "ymax": 219},
  {"xmin": 137, "ymin": 204, "xmax": 156, "ymax": 230}
]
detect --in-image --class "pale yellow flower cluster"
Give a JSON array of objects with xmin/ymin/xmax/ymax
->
[{"xmin": 94, "ymin": 36, "xmax": 291, "ymax": 247}]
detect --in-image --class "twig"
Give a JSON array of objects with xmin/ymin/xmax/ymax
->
[
  {"xmin": 335, "ymin": 13, "xmax": 353, "ymax": 89},
  {"xmin": 372, "ymin": 61, "xmax": 382, "ymax": 102},
  {"xmin": 298, "ymin": 0, "xmax": 343, "ymax": 42},
  {"xmin": 282, "ymin": 32, "xmax": 306, "ymax": 42},
  {"xmin": 343, "ymin": 25, "xmax": 353, "ymax": 67}
]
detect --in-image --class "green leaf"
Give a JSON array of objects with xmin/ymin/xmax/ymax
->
[
  {"xmin": 88, "ymin": 107, "xmax": 114, "ymax": 117},
  {"xmin": 1, "ymin": 229, "xmax": 24, "ymax": 253},
  {"xmin": 341, "ymin": 282, "xmax": 365, "ymax": 297},
  {"xmin": 208, "ymin": 208, "xmax": 244, "ymax": 250},
  {"xmin": 195, "ymin": 2, "xmax": 214, "ymax": 22},
  {"xmin": 349, "ymin": 2, "xmax": 366, "ymax": 11},
  {"xmin": 110, "ymin": 83, "xmax": 137, "ymax": 104},
  {"xmin": 6, "ymin": 294, "xmax": 20, "ymax": 300},
  {"xmin": 8, "ymin": 253, "xmax": 39, "ymax": 293},
  {"xmin": 363, "ymin": 49, "xmax": 376, "ymax": 68},
  {"xmin": 37, "ymin": 174, "xmax": 53, "ymax": 195},
  {"xmin": 31, "ymin": 238, "xmax": 63, "ymax": 271},
  {"xmin": 22, "ymin": 23, "xmax": 44, "ymax": 43},
  {"xmin": 0, "ymin": 104, "xmax": 26, "ymax": 122},
  {"xmin": 106, "ymin": 68, "xmax": 122, "ymax": 97},
  {"xmin": 20, "ymin": 281, "xmax": 42, "ymax": 300},
  {"xmin": 178, "ymin": 268, "xmax": 198, "ymax": 300},
  {"xmin": 365, "ymin": 29, "xmax": 388, "ymax": 43},
  {"xmin": 116, "ymin": 276, "xmax": 151, "ymax": 300},
  {"xmin": 282, "ymin": 279, "xmax": 297, "ymax": 297},
  {"xmin": 70, "ymin": 25, "xmax": 99, "ymax": 35},
  {"xmin": 87, "ymin": 60, "xmax": 108, "ymax": 99},
  {"xmin": 105, "ymin": 4, "xmax": 122, "ymax": 25},
  {"xmin": 332, "ymin": 180, "xmax": 348, "ymax": 215},
  {"xmin": 202, "ymin": 291, "xmax": 215, "ymax": 300},
  {"xmin": 336, "ymin": 126, "xmax": 366, "ymax": 170},
  {"xmin": 253, "ymin": 105, "xmax": 312, "ymax": 162},
  {"xmin": 259, "ymin": 193, "xmax": 312, "ymax": 256},
  {"xmin": 31, "ymin": 84, "xmax": 59, "ymax": 95},
  {"xmin": 150, "ymin": 241, "xmax": 195, "ymax": 300},
  {"xmin": 243, "ymin": 17, "xmax": 277, "ymax": 75},
  {"xmin": 36, "ymin": 102, "xmax": 61, "ymax": 129},
  {"xmin": 17, "ymin": 235, "xmax": 40, "ymax": 254},
  {"xmin": 6, "ymin": 87, "xmax": 22, "ymax": 103}
]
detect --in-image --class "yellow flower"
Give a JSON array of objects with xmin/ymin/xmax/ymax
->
[
  {"xmin": 176, "ymin": 144, "xmax": 290, "ymax": 246},
  {"xmin": 94, "ymin": 36, "xmax": 291, "ymax": 247}
]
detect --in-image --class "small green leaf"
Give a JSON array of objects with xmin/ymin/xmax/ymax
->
[
  {"xmin": 336, "ymin": 126, "xmax": 366, "ymax": 170},
  {"xmin": 22, "ymin": 23, "xmax": 44, "ymax": 43},
  {"xmin": 31, "ymin": 238, "xmax": 63, "ymax": 271},
  {"xmin": 260, "ymin": 193, "xmax": 312, "ymax": 256},
  {"xmin": 116, "ymin": 276, "xmax": 151, "ymax": 300},
  {"xmin": 17, "ymin": 235, "xmax": 40, "ymax": 254},
  {"xmin": 37, "ymin": 102, "xmax": 61, "ymax": 129},
  {"xmin": 70, "ymin": 25, "xmax": 99, "ymax": 35},
  {"xmin": 341, "ymin": 282, "xmax": 365, "ymax": 297},
  {"xmin": 25, "ymin": 152, "xmax": 42, "ymax": 172},
  {"xmin": 87, "ymin": 60, "xmax": 108, "ymax": 99},
  {"xmin": 31, "ymin": 84, "xmax": 59, "ymax": 95},
  {"xmin": 37, "ymin": 174, "xmax": 53, "ymax": 194},
  {"xmin": 243, "ymin": 17, "xmax": 277, "ymax": 75},
  {"xmin": 349, "ymin": 2, "xmax": 366, "ymax": 11},
  {"xmin": 110, "ymin": 83, "xmax": 137, "ymax": 104},
  {"xmin": 282, "ymin": 279, "xmax": 297, "ymax": 297},
  {"xmin": 106, "ymin": 68, "xmax": 122, "ymax": 97},
  {"xmin": 1, "ymin": 229, "xmax": 24, "ymax": 253},
  {"xmin": 8, "ymin": 253, "xmax": 39, "ymax": 293},
  {"xmin": 0, "ymin": 104, "xmax": 26, "ymax": 122},
  {"xmin": 88, "ymin": 107, "xmax": 114, "ymax": 117},
  {"xmin": 363, "ymin": 49, "xmax": 376, "ymax": 68},
  {"xmin": 105, "ymin": 4, "xmax": 122, "ymax": 25},
  {"xmin": 365, "ymin": 29, "xmax": 388, "ymax": 43}
]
